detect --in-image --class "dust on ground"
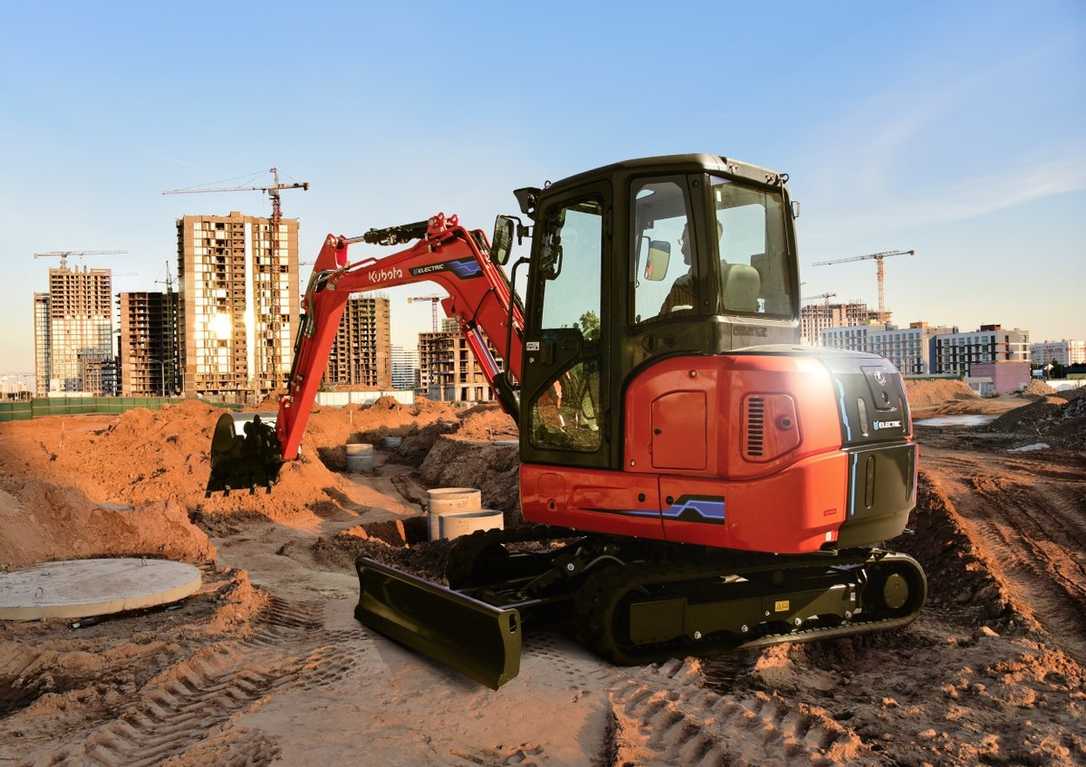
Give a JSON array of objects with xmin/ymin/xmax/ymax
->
[{"xmin": 2, "ymin": 388, "xmax": 1085, "ymax": 766}]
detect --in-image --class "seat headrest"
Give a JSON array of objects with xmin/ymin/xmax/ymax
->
[{"xmin": 722, "ymin": 263, "xmax": 761, "ymax": 313}]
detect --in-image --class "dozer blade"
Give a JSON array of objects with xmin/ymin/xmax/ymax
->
[
  {"xmin": 355, "ymin": 557, "xmax": 522, "ymax": 689},
  {"xmin": 206, "ymin": 412, "xmax": 284, "ymax": 496}
]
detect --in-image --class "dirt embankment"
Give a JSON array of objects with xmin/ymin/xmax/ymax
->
[
  {"xmin": 905, "ymin": 378, "xmax": 979, "ymax": 411},
  {"xmin": 986, "ymin": 388, "xmax": 1086, "ymax": 449}
]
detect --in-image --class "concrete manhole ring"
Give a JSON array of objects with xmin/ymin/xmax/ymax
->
[{"xmin": 0, "ymin": 558, "xmax": 202, "ymax": 621}]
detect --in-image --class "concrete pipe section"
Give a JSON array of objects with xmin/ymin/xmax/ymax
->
[
  {"xmin": 345, "ymin": 442, "xmax": 375, "ymax": 473},
  {"xmin": 427, "ymin": 487, "xmax": 481, "ymax": 541},
  {"xmin": 440, "ymin": 509, "xmax": 504, "ymax": 540},
  {"xmin": 0, "ymin": 558, "xmax": 202, "ymax": 622}
]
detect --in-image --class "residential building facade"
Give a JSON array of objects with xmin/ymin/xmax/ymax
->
[
  {"xmin": 417, "ymin": 330, "xmax": 500, "ymax": 402},
  {"xmin": 118, "ymin": 291, "xmax": 181, "ymax": 396},
  {"xmin": 1030, "ymin": 339, "xmax": 1086, "ymax": 367},
  {"xmin": 33, "ymin": 293, "xmax": 50, "ymax": 396},
  {"xmin": 800, "ymin": 301, "xmax": 885, "ymax": 345},
  {"xmin": 390, "ymin": 344, "xmax": 420, "ymax": 390},
  {"xmin": 934, "ymin": 325, "xmax": 1029, "ymax": 377},
  {"xmin": 323, "ymin": 295, "xmax": 392, "ymax": 390},
  {"xmin": 35, "ymin": 267, "xmax": 113, "ymax": 393},
  {"xmin": 821, "ymin": 321, "xmax": 957, "ymax": 374},
  {"xmin": 177, "ymin": 212, "xmax": 300, "ymax": 401}
]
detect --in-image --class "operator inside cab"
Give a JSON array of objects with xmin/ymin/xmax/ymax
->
[{"xmin": 659, "ymin": 220, "xmax": 723, "ymax": 316}]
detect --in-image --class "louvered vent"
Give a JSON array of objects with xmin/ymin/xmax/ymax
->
[{"xmin": 746, "ymin": 396, "xmax": 766, "ymax": 457}]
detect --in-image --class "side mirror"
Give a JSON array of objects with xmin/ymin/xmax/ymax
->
[
  {"xmin": 791, "ymin": 200, "xmax": 800, "ymax": 219},
  {"xmin": 491, "ymin": 215, "xmax": 516, "ymax": 266},
  {"xmin": 644, "ymin": 240, "xmax": 671, "ymax": 282}
]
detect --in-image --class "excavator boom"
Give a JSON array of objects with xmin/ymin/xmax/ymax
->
[{"xmin": 205, "ymin": 212, "xmax": 524, "ymax": 495}]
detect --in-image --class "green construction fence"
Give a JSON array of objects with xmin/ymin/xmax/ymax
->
[{"xmin": 0, "ymin": 397, "xmax": 243, "ymax": 422}]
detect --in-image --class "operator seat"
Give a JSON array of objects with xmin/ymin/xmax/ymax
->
[{"xmin": 720, "ymin": 262, "xmax": 761, "ymax": 312}]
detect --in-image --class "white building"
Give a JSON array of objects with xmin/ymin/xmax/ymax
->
[
  {"xmin": 934, "ymin": 325, "xmax": 1029, "ymax": 377},
  {"xmin": 390, "ymin": 344, "xmax": 420, "ymax": 390},
  {"xmin": 820, "ymin": 322, "xmax": 954, "ymax": 374},
  {"xmin": 1030, "ymin": 339, "xmax": 1086, "ymax": 367}
]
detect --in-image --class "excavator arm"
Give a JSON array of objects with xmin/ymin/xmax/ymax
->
[{"xmin": 206, "ymin": 213, "xmax": 525, "ymax": 494}]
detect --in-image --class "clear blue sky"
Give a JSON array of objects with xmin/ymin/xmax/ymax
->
[{"xmin": 1, "ymin": 1, "xmax": 1083, "ymax": 373}]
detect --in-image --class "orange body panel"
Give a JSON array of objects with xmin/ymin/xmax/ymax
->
[{"xmin": 522, "ymin": 353, "xmax": 858, "ymax": 554}]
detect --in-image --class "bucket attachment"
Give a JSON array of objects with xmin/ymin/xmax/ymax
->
[
  {"xmin": 206, "ymin": 413, "xmax": 284, "ymax": 496},
  {"xmin": 355, "ymin": 557, "xmax": 522, "ymax": 689}
]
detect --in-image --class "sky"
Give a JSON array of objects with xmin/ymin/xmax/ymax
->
[{"xmin": 1, "ymin": 1, "xmax": 1083, "ymax": 375}]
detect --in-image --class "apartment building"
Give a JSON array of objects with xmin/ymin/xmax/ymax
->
[
  {"xmin": 118, "ymin": 291, "xmax": 181, "ymax": 396},
  {"xmin": 823, "ymin": 321, "xmax": 961, "ymax": 374},
  {"xmin": 418, "ymin": 330, "xmax": 500, "ymax": 402},
  {"xmin": 391, "ymin": 344, "xmax": 420, "ymax": 390},
  {"xmin": 33, "ymin": 267, "xmax": 113, "ymax": 393},
  {"xmin": 33, "ymin": 293, "xmax": 50, "ymax": 395},
  {"xmin": 934, "ymin": 325, "xmax": 1030, "ymax": 377},
  {"xmin": 800, "ymin": 301, "xmax": 885, "ymax": 345},
  {"xmin": 323, "ymin": 295, "xmax": 391, "ymax": 390},
  {"xmin": 177, "ymin": 212, "xmax": 299, "ymax": 401},
  {"xmin": 1030, "ymin": 339, "xmax": 1086, "ymax": 367}
]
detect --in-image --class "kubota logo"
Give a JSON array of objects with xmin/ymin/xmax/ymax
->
[{"xmin": 368, "ymin": 267, "xmax": 403, "ymax": 284}]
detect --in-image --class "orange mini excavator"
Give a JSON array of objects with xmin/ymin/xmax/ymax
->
[{"xmin": 207, "ymin": 154, "xmax": 925, "ymax": 688}]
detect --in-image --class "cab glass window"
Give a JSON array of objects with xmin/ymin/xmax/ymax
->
[
  {"xmin": 631, "ymin": 179, "xmax": 697, "ymax": 323},
  {"xmin": 538, "ymin": 201, "xmax": 603, "ymax": 334},
  {"xmin": 711, "ymin": 176, "xmax": 794, "ymax": 317}
]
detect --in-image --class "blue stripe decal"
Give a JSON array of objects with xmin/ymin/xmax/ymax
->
[
  {"xmin": 589, "ymin": 495, "xmax": 726, "ymax": 525},
  {"xmin": 447, "ymin": 258, "xmax": 482, "ymax": 278},
  {"xmin": 834, "ymin": 378, "xmax": 852, "ymax": 441},
  {"xmin": 848, "ymin": 453, "xmax": 858, "ymax": 519}
]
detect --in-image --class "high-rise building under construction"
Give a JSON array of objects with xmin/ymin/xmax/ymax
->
[
  {"xmin": 118, "ymin": 291, "xmax": 181, "ymax": 396},
  {"xmin": 323, "ymin": 295, "xmax": 392, "ymax": 390},
  {"xmin": 176, "ymin": 212, "xmax": 299, "ymax": 401},
  {"xmin": 33, "ymin": 266, "xmax": 114, "ymax": 394}
]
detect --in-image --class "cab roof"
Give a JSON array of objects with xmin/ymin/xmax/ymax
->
[{"xmin": 543, "ymin": 153, "xmax": 788, "ymax": 196}]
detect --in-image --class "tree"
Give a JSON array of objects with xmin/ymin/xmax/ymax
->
[
  {"xmin": 1050, "ymin": 359, "xmax": 1066, "ymax": 379},
  {"xmin": 576, "ymin": 310, "xmax": 600, "ymax": 343}
]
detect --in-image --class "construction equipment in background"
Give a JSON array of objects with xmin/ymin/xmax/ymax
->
[
  {"xmin": 34, "ymin": 250, "xmax": 127, "ymax": 268},
  {"xmin": 408, "ymin": 295, "xmax": 444, "ymax": 332},
  {"xmin": 802, "ymin": 291, "xmax": 837, "ymax": 305},
  {"xmin": 811, "ymin": 250, "xmax": 914, "ymax": 316},
  {"xmin": 205, "ymin": 154, "xmax": 926, "ymax": 689},
  {"xmin": 163, "ymin": 168, "xmax": 310, "ymax": 392}
]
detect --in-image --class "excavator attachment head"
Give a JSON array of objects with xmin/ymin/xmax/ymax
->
[
  {"xmin": 206, "ymin": 413, "xmax": 284, "ymax": 497},
  {"xmin": 355, "ymin": 557, "xmax": 522, "ymax": 689}
]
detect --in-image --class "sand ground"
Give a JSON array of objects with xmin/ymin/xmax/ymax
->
[{"xmin": 1, "ymin": 387, "xmax": 1084, "ymax": 766}]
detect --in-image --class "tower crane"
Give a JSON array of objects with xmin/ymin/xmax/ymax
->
[
  {"xmin": 162, "ymin": 167, "xmax": 310, "ymax": 396},
  {"xmin": 811, "ymin": 250, "xmax": 914, "ymax": 316},
  {"xmin": 34, "ymin": 250, "xmax": 127, "ymax": 269},
  {"xmin": 408, "ymin": 295, "xmax": 444, "ymax": 332},
  {"xmin": 802, "ymin": 292, "xmax": 837, "ymax": 305}
]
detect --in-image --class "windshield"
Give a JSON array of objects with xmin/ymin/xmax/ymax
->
[{"xmin": 711, "ymin": 176, "xmax": 794, "ymax": 317}]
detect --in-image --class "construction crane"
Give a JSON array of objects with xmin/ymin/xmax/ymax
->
[
  {"xmin": 811, "ymin": 250, "xmax": 914, "ymax": 316},
  {"xmin": 34, "ymin": 250, "xmax": 127, "ymax": 269},
  {"xmin": 163, "ymin": 167, "xmax": 310, "ymax": 397},
  {"xmin": 802, "ymin": 291, "xmax": 837, "ymax": 304},
  {"xmin": 408, "ymin": 295, "xmax": 444, "ymax": 332}
]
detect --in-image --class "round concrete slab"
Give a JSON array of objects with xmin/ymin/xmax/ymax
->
[{"xmin": 0, "ymin": 558, "xmax": 202, "ymax": 621}]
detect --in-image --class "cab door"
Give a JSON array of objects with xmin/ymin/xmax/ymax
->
[{"xmin": 520, "ymin": 182, "xmax": 611, "ymax": 471}]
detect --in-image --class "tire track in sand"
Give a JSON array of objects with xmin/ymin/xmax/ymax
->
[{"xmin": 30, "ymin": 599, "xmax": 367, "ymax": 767}]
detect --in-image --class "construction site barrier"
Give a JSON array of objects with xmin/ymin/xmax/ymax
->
[{"xmin": 0, "ymin": 397, "xmax": 190, "ymax": 422}]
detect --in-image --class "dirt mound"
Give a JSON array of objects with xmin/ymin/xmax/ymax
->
[
  {"xmin": 895, "ymin": 472, "xmax": 1015, "ymax": 627},
  {"xmin": 0, "ymin": 401, "xmax": 414, "ymax": 534},
  {"xmin": 455, "ymin": 405, "xmax": 517, "ymax": 440},
  {"xmin": 419, "ymin": 436, "xmax": 520, "ymax": 520},
  {"xmin": 905, "ymin": 378, "xmax": 978, "ymax": 410},
  {"xmin": 0, "ymin": 479, "xmax": 215, "ymax": 569},
  {"xmin": 1020, "ymin": 378, "xmax": 1056, "ymax": 396},
  {"xmin": 987, "ymin": 389, "xmax": 1086, "ymax": 448}
]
